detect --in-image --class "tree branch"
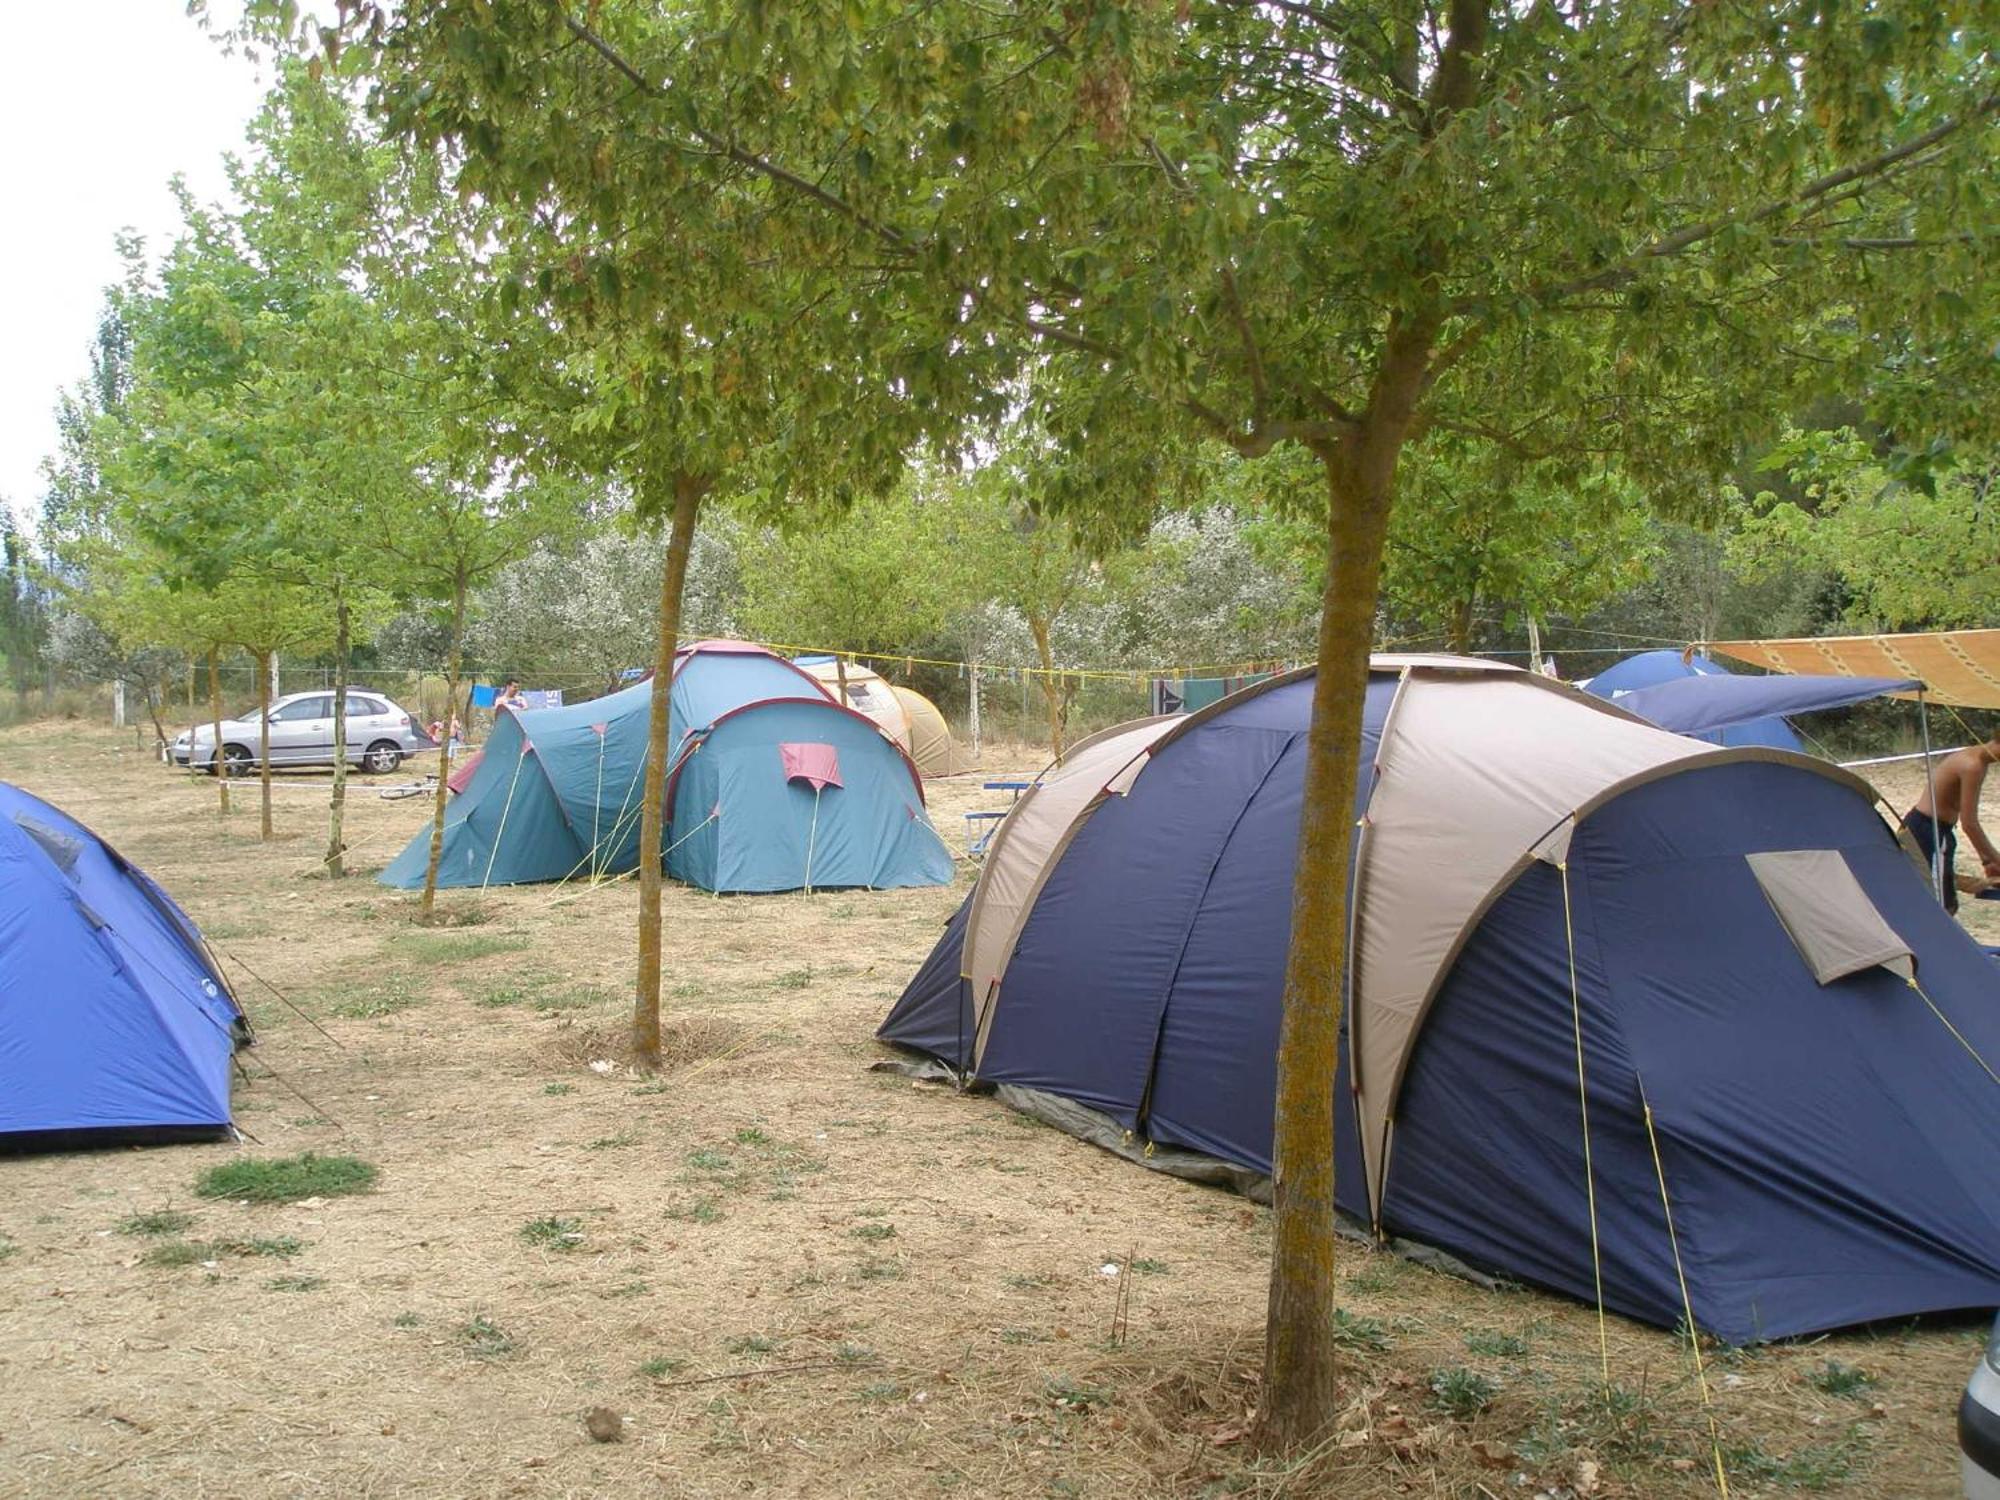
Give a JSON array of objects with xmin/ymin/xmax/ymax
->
[
  {"xmin": 561, "ymin": 14, "xmax": 915, "ymax": 256},
  {"xmin": 1508, "ymin": 96, "xmax": 1999, "ymax": 310},
  {"xmin": 1422, "ymin": 0, "xmax": 1490, "ymax": 138}
]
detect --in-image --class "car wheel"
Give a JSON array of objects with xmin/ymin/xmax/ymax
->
[
  {"xmin": 364, "ymin": 740, "xmax": 403, "ymax": 775},
  {"xmin": 219, "ymin": 745, "xmax": 254, "ymax": 778}
]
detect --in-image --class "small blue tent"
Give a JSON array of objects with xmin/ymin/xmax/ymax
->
[
  {"xmin": 1582, "ymin": 649, "xmax": 1804, "ymax": 750},
  {"xmin": 383, "ymin": 641, "xmax": 952, "ymax": 893},
  {"xmin": 0, "ymin": 782, "xmax": 244, "ymax": 1146},
  {"xmin": 882, "ymin": 658, "xmax": 2000, "ymax": 1341}
]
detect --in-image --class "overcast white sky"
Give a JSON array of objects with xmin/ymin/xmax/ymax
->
[{"xmin": 2, "ymin": 2, "xmax": 269, "ymax": 527}]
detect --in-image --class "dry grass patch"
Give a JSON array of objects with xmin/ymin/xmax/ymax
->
[
  {"xmin": 546, "ymin": 1015, "xmax": 748, "ymax": 1075},
  {"xmin": 0, "ymin": 725, "xmax": 1977, "ymax": 1500}
]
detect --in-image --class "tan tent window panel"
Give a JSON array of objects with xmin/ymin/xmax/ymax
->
[{"xmin": 1746, "ymin": 850, "xmax": 1914, "ymax": 985}]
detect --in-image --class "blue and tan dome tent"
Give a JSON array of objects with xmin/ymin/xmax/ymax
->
[
  {"xmin": 0, "ymin": 782, "xmax": 246, "ymax": 1147},
  {"xmin": 383, "ymin": 641, "xmax": 952, "ymax": 893},
  {"xmin": 881, "ymin": 657, "xmax": 2000, "ymax": 1341}
]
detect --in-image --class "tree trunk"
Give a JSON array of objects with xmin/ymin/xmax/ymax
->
[
  {"xmin": 1027, "ymin": 617, "xmax": 1065, "ymax": 761},
  {"xmin": 968, "ymin": 665, "xmax": 982, "ymax": 758},
  {"xmin": 325, "ymin": 590, "xmax": 351, "ymax": 877},
  {"xmin": 258, "ymin": 648, "xmax": 275, "ymax": 840},
  {"xmin": 208, "ymin": 645, "xmax": 230, "ymax": 814},
  {"xmin": 633, "ymin": 473, "xmax": 705, "ymax": 1065},
  {"xmin": 835, "ymin": 655, "xmax": 849, "ymax": 703},
  {"xmin": 1447, "ymin": 592, "xmax": 1477, "ymax": 654},
  {"xmin": 420, "ymin": 572, "xmax": 469, "ymax": 916},
  {"xmin": 143, "ymin": 681, "xmax": 167, "ymax": 755},
  {"xmin": 1257, "ymin": 444, "xmax": 1397, "ymax": 1452}
]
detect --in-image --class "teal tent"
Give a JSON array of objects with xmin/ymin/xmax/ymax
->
[{"xmin": 381, "ymin": 641, "xmax": 952, "ymax": 893}]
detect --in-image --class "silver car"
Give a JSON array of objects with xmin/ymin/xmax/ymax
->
[
  {"xmin": 170, "ymin": 690, "xmax": 433, "ymax": 776},
  {"xmin": 1966, "ymin": 1315, "xmax": 2000, "ymax": 1499}
]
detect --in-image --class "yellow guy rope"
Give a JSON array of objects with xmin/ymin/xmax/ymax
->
[
  {"xmin": 590, "ymin": 730, "xmax": 607, "ymax": 882},
  {"xmin": 1908, "ymin": 975, "xmax": 2000, "ymax": 1086},
  {"xmin": 1638, "ymin": 1076, "xmax": 1731, "ymax": 1499},
  {"xmin": 479, "ymin": 748, "xmax": 530, "ymax": 891},
  {"xmin": 1558, "ymin": 859, "xmax": 1611, "ymax": 1389}
]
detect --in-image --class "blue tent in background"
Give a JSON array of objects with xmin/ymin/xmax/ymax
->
[
  {"xmin": 1612, "ymin": 670, "xmax": 1918, "ymax": 742},
  {"xmin": 0, "ymin": 782, "xmax": 244, "ymax": 1147},
  {"xmin": 383, "ymin": 641, "xmax": 952, "ymax": 893},
  {"xmin": 1581, "ymin": 649, "xmax": 1804, "ymax": 749},
  {"xmin": 882, "ymin": 658, "xmax": 2000, "ymax": 1341}
]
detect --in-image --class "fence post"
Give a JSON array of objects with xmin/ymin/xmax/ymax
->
[{"xmin": 968, "ymin": 665, "xmax": 982, "ymax": 757}]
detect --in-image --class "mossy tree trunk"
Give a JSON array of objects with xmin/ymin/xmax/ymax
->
[
  {"xmin": 633, "ymin": 472, "xmax": 706, "ymax": 1065},
  {"xmin": 258, "ymin": 648, "xmax": 275, "ymax": 839},
  {"xmin": 325, "ymin": 589, "xmax": 351, "ymax": 877},
  {"xmin": 419, "ymin": 568, "xmax": 469, "ymax": 917},
  {"xmin": 208, "ymin": 645, "xmax": 229, "ymax": 814},
  {"xmin": 1258, "ymin": 311, "xmax": 1440, "ymax": 1452}
]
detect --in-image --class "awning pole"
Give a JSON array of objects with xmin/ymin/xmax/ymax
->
[{"xmin": 1919, "ymin": 690, "xmax": 1944, "ymax": 903}]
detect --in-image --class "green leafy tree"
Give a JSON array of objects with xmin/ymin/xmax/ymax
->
[
  {"xmin": 471, "ymin": 522, "xmax": 745, "ymax": 693},
  {"xmin": 1734, "ymin": 429, "xmax": 2000, "ymax": 631},
  {"xmin": 287, "ymin": 0, "xmax": 2000, "ymax": 1448},
  {"xmin": 0, "ymin": 514, "xmax": 48, "ymax": 714},
  {"xmin": 271, "ymin": 11, "xmax": 1016, "ymax": 1065}
]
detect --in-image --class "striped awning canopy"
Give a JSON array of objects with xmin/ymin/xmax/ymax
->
[{"xmin": 1705, "ymin": 629, "xmax": 2000, "ymax": 709}]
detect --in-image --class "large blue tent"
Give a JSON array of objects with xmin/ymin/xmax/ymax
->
[
  {"xmin": 1583, "ymin": 649, "xmax": 1804, "ymax": 750},
  {"xmin": 882, "ymin": 658, "xmax": 2000, "ymax": 1341},
  {"xmin": 1611, "ymin": 670, "xmax": 1918, "ymax": 741},
  {"xmin": 0, "ymin": 782, "xmax": 244, "ymax": 1146},
  {"xmin": 383, "ymin": 641, "xmax": 952, "ymax": 893}
]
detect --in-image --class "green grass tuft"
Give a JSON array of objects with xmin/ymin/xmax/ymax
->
[
  {"xmin": 477, "ymin": 986, "xmax": 539, "ymax": 1009},
  {"xmin": 542, "ymin": 1082, "xmax": 574, "ymax": 1096},
  {"xmin": 195, "ymin": 1153, "xmax": 377, "ymax": 1203},
  {"xmin": 1044, "ymin": 1376, "xmax": 1113, "ymax": 1413},
  {"xmin": 1330, "ymin": 1308, "xmax": 1391, "ymax": 1352},
  {"xmin": 1724, "ymin": 1429, "xmax": 1867, "ymax": 1489},
  {"xmin": 141, "ymin": 1239, "xmax": 209, "ymax": 1268},
  {"xmin": 533, "ymin": 986, "xmax": 612, "ymax": 1012},
  {"xmin": 389, "ymin": 930, "xmax": 530, "ymax": 963},
  {"xmin": 850, "ymin": 1222, "xmax": 897, "ymax": 1242},
  {"xmin": 460, "ymin": 1315, "xmax": 516, "ymax": 1358},
  {"xmin": 518, "ymin": 1215, "xmax": 585, "ymax": 1252},
  {"xmin": 1427, "ymin": 1366, "xmax": 1500, "ymax": 1419},
  {"xmin": 855, "ymin": 1257, "xmax": 905, "ymax": 1281},
  {"xmin": 1464, "ymin": 1328, "xmax": 1529, "ymax": 1358},
  {"xmin": 639, "ymin": 1355, "xmax": 687, "ymax": 1378},
  {"xmin": 328, "ymin": 988, "xmax": 419, "ymax": 1020},
  {"xmin": 117, "ymin": 1209, "xmax": 195, "ymax": 1238},
  {"xmin": 772, "ymin": 968, "xmax": 813, "ymax": 990},
  {"xmin": 265, "ymin": 1273, "xmax": 325, "ymax": 1292},
  {"xmin": 1806, "ymin": 1360, "xmax": 1877, "ymax": 1399},
  {"xmin": 724, "ymin": 1334, "xmax": 778, "ymax": 1355}
]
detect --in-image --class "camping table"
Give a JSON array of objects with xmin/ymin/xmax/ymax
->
[{"xmin": 965, "ymin": 780, "xmax": 1036, "ymax": 857}]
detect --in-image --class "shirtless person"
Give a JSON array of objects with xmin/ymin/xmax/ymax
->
[{"xmin": 1905, "ymin": 730, "xmax": 2000, "ymax": 913}]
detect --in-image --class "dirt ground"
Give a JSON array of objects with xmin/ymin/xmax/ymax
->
[{"xmin": 0, "ymin": 722, "xmax": 1989, "ymax": 1499}]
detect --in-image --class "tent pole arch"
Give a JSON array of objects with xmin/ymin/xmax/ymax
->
[{"xmin": 1344, "ymin": 663, "xmax": 1416, "ymax": 1229}]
